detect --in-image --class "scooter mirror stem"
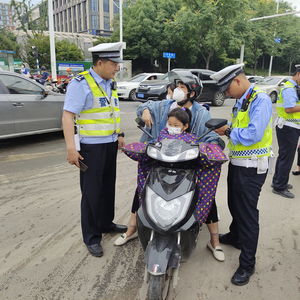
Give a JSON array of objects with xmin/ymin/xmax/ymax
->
[
  {"xmin": 197, "ymin": 128, "xmax": 213, "ymax": 141},
  {"xmin": 137, "ymin": 125, "xmax": 155, "ymax": 140}
]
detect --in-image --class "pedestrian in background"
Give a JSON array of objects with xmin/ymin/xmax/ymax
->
[
  {"xmin": 62, "ymin": 42, "xmax": 127, "ymax": 257},
  {"xmin": 272, "ymin": 64, "xmax": 300, "ymax": 198},
  {"xmin": 211, "ymin": 63, "xmax": 273, "ymax": 286}
]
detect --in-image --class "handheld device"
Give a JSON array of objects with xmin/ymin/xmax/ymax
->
[{"xmin": 78, "ymin": 160, "xmax": 88, "ymax": 172}]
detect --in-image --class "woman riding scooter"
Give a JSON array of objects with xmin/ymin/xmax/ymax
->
[{"xmin": 115, "ymin": 71, "xmax": 226, "ymax": 262}]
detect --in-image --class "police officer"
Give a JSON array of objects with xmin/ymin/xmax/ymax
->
[
  {"xmin": 272, "ymin": 64, "xmax": 300, "ymax": 198},
  {"xmin": 62, "ymin": 42, "xmax": 127, "ymax": 257},
  {"xmin": 210, "ymin": 63, "xmax": 273, "ymax": 286}
]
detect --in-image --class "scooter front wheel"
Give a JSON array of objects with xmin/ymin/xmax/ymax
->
[{"xmin": 148, "ymin": 271, "xmax": 170, "ymax": 300}]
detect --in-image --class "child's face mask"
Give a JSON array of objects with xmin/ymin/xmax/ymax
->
[{"xmin": 167, "ymin": 124, "xmax": 182, "ymax": 135}]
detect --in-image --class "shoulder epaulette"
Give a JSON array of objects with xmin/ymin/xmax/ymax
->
[{"xmin": 75, "ymin": 75, "xmax": 85, "ymax": 82}]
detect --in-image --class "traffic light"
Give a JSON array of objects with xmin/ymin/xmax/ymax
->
[{"xmin": 32, "ymin": 46, "xmax": 38, "ymax": 58}]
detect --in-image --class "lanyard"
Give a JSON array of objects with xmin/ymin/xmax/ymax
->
[{"xmin": 88, "ymin": 70, "xmax": 111, "ymax": 105}]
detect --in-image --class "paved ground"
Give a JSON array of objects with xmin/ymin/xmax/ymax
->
[{"xmin": 0, "ymin": 99, "xmax": 300, "ymax": 300}]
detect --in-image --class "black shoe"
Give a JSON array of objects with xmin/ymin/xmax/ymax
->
[
  {"xmin": 292, "ymin": 171, "xmax": 300, "ymax": 176},
  {"xmin": 104, "ymin": 223, "xmax": 128, "ymax": 233},
  {"xmin": 272, "ymin": 188, "xmax": 295, "ymax": 198},
  {"xmin": 219, "ymin": 233, "xmax": 241, "ymax": 250},
  {"xmin": 271, "ymin": 183, "xmax": 293, "ymax": 189},
  {"xmin": 87, "ymin": 243, "xmax": 103, "ymax": 257},
  {"xmin": 231, "ymin": 265, "xmax": 255, "ymax": 286}
]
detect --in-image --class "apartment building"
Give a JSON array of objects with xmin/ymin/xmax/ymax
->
[
  {"xmin": 53, "ymin": 0, "xmax": 119, "ymax": 37},
  {"xmin": 0, "ymin": 2, "xmax": 22, "ymax": 30}
]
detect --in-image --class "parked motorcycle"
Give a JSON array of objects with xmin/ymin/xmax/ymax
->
[{"xmin": 122, "ymin": 118, "xmax": 228, "ymax": 300}]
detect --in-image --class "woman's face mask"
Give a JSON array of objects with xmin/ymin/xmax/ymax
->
[
  {"xmin": 173, "ymin": 87, "xmax": 188, "ymax": 102},
  {"xmin": 167, "ymin": 124, "xmax": 182, "ymax": 135}
]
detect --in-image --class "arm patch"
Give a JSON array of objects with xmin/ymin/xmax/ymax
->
[{"xmin": 75, "ymin": 75, "xmax": 85, "ymax": 82}]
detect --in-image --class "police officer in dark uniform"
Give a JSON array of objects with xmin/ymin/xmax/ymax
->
[
  {"xmin": 211, "ymin": 64, "xmax": 273, "ymax": 286},
  {"xmin": 62, "ymin": 42, "xmax": 127, "ymax": 257},
  {"xmin": 272, "ymin": 64, "xmax": 300, "ymax": 198}
]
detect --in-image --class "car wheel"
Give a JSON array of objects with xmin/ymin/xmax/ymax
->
[
  {"xmin": 212, "ymin": 91, "xmax": 225, "ymax": 106},
  {"xmin": 129, "ymin": 89, "xmax": 136, "ymax": 101},
  {"xmin": 270, "ymin": 91, "xmax": 277, "ymax": 103}
]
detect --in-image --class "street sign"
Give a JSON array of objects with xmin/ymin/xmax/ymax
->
[
  {"xmin": 163, "ymin": 52, "xmax": 176, "ymax": 59},
  {"xmin": 275, "ymin": 37, "xmax": 281, "ymax": 43}
]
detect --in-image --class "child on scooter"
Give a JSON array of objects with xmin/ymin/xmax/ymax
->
[{"xmin": 115, "ymin": 108, "xmax": 227, "ymax": 262}]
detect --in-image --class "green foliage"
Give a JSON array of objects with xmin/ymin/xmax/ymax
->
[
  {"xmin": 0, "ymin": 29, "xmax": 20, "ymax": 53},
  {"xmin": 55, "ymin": 40, "xmax": 84, "ymax": 61}
]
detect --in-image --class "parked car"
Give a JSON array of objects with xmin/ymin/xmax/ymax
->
[
  {"xmin": 136, "ymin": 68, "xmax": 227, "ymax": 106},
  {"xmin": 246, "ymin": 75, "xmax": 264, "ymax": 83},
  {"xmin": 0, "ymin": 70, "xmax": 65, "ymax": 140},
  {"xmin": 255, "ymin": 76, "xmax": 290, "ymax": 103},
  {"xmin": 117, "ymin": 73, "xmax": 164, "ymax": 101}
]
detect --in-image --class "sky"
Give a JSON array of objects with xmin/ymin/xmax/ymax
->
[{"xmin": 1, "ymin": 0, "xmax": 299, "ymax": 14}]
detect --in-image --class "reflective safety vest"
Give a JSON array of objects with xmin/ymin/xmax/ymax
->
[
  {"xmin": 229, "ymin": 87, "xmax": 272, "ymax": 159},
  {"xmin": 77, "ymin": 71, "xmax": 120, "ymax": 137},
  {"xmin": 276, "ymin": 80, "xmax": 300, "ymax": 125}
]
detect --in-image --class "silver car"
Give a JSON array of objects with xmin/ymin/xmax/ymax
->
[
  {"xmin": 0, "ymin": 71, "xmax": 65, "ymax": 140},
  {"xmin": 255, "ymin": 76, "xmax": 290, "ymax": 103}
]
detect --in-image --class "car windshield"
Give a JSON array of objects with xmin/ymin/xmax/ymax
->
[
  {"xmin": 159, "ymin": 73, "xmax": 169, "ymax": 80},
  {"xmin": 129, "ymin": 74, "xmax": 149, "ymax": 82},
  {"xmin": 256, "ymin": 77, "xmax": 283, "ymax": 85}
]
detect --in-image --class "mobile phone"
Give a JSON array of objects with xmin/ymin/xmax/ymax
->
[{"xmin": 78, "ymin": 160, "xmax": 88, "ymax": 172}]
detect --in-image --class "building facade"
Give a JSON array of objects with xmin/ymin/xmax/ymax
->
[
  {"xmin": 53, "ymin": 0, "xmax": 119, "ymax": 37},
  {"xmin": 0, "ymin": 2, "xmax": 22, "ymax": 30}
]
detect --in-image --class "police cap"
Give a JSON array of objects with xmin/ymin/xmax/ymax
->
[
  {"xmin": 88, "ymin": 42, "xmax": 123, "ymax": 63},
  {"xmin": 210, "ymin": 63, "xmax": 245, "ymax": 92}
]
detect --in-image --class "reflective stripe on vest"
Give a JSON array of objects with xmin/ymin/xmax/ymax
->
[
  {"xmin": 276, "ymin": 80, "xmax": 300, "ymax": 125},
  {"xmin": 77, "ymin": 71, "xmax": 120, "ymax": 137},
  {"xmin": 229, "ymin": 87, "xmax": 272, "ymax": 159}
]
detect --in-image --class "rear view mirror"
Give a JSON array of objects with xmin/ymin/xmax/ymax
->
[
  {"xmin": 135, "ymin": 116, "xmax": 145, "ymax": 127},
  {"xmin": 205, "ymin": 118, "xmax": 227, "ymax": 129}
]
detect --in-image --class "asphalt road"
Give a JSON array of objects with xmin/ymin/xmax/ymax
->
[{"xmin": 0, "ymin": 99, "xmax": 300, "ymax": 300}]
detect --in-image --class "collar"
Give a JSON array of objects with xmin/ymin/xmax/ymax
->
[
  {"xmin": 289, "ymin": 78, "xmax": 299, "ymax": 87},
  {"xmin": 237, "ymin": 84, "xmax": 255, "ymax": 105},
  {"xmin": 89, "ymin": 67, "xmax": 112, "ymax": 85}
]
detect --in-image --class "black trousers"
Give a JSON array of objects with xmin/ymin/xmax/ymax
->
[
  {"xmin": 227, "ymin": 163, "xmax": 267, "ymax": 268},
  {"xmin": 272, "ymin": 125, "xmax": 300, "ymax": 190},
  {"xmin": 80, "ymin": 141, "xmax": 118, "ymax": 245}
]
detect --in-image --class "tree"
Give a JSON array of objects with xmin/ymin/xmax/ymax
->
[
  {"xmin": 10, "ymin": 0, "xmax": 48, "ymax": 37},
  {"xmin": 55, "ymin": 39, "xmax": 84, "ymax": 61},
  {"xmin": 165, "ymin": 0, "xmax": 249, "ymax": 70},
  {"xmin": 0, "ymin": 29, "xmax": 20, "ymax": 53}
]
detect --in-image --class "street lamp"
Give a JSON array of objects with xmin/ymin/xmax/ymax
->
[{"xmin": 111, "ymin": 0, "xmax": 124, "ymax": 81}]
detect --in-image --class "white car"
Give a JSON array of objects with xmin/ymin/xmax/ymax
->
[
  {"xmin": 255, "ymin": 76, "xmax": 290, "ymax": 103},
  {"xmin": 117, "ymin": 73, "xmax": 164, "ymax": 100}
]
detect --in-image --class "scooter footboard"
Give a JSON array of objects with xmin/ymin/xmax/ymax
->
[{"xmin": 145, "ymin": 232, "xmax": 180, "ymax": 275}]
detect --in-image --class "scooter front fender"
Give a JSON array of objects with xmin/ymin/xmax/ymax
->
[{"xmin": 145, "ymin": 232, "xmax": 180, "ymax": 275}]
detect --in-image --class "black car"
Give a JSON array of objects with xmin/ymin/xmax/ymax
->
[{"xmin": 135, "ymin": 68, "xmax": 227, "ymax": 106}]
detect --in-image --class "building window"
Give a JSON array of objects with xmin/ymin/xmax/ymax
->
[
  {"xmin": 103, "ymin": 0, "xmax": 109, "ymax": 13},
  {"xmin": 113, "ymin": 1, "xmax": 119, "ymax": 14},
  {"xmin": 91, "ymin": 15, "xmax": 99, "ymax": 29},
  {"xmin": 74, "ymin": 20, "xmax": 77, "ymax": 32},
  {"xmin": 104, "ymin": 16, "xmax": 110, "ymax": 30},
  {"xmin": 70, "ymin": 21, "xmax": 72, "ymax": 32},
  {"xmin": 84, "ymin": 16, "xmax": 87, "ymax": 30},
  {"xmin": 91, "ymin": 0, "xmax": 99, "ymax": 12}
]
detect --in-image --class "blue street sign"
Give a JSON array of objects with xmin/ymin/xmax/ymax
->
[
  {"xmin": 275, "ymin": 37, "xmax": 281, "ymax": 43},
  {"xmin": 163, "ymin": 52, "xmax": 176, "ymax": 59}
]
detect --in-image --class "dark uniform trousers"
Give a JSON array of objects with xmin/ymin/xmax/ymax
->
[
  {"xmin": 227, "ymin": 163, "xmax": 267, "ymax": 268},
  {"xmin": 80, "ymin": 141, "xmax": 118, "ymax": 245},
  {"xmin": 272, "ymin": 125, "xmax": 300, "ymax": 190}
]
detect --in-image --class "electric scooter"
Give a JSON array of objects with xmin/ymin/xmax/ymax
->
[{"xmin": 126, "ymin": 117, "xmax": 227, "ymax": 300}]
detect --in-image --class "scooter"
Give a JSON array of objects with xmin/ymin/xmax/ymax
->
[
  {"xmin": 126, "ymin": 117, "xmax": 227, "ymax": 300},
  {"xmin": 55, "ymin": 78, "xmax": 68, "ymax": 94}
]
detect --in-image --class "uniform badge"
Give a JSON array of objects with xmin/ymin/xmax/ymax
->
[
  {"xmin": 114, "ymin": 98, "xmax": 118, "ymax": 107},
  {"xmin": 99, "ymin": 97, "xmax": 107, "ymax": 107},
  {"xmin": 75, "ymin": 75, "xmax": 85, "ymax": 82}
]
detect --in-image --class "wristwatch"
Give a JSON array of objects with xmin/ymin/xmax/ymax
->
[
  {"xmin": 118, "ymin": 132, "xmax": 125, "ymax": 138},
  {"xmin": 224, "ymin": 128, "xmax": 232, "ymax": 137}
]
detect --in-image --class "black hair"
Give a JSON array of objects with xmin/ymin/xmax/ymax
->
[
  {"xmin": 166, "ymin": 82, "xmax": 176, "ymax": 92},
  {"xmin": 167, "ymin": 107, "xmax": 192, "ymax": 133},
  {"xmin": 293, "ymin": 68, "xmax": 300, "ymax": 76},
  {"xmin": 93, "ymin": 57, "xmax": 109, "ymax": 66}
]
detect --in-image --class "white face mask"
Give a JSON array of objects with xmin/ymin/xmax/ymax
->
[
  {"xmin": 173, "ymin": 87, "xmax": 186, "ymax": 102},
  {"xmin": 167, "ymin": 125, "xmax": 182, "ymax": 135},
  {"xmin": 166, "ymin": 94, "xmax": 171, "ymax": 100}
]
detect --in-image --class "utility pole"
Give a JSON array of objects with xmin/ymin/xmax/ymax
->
[{"xmin": 48, "ymin": 0, "xmax": 57, "ymax": 80}]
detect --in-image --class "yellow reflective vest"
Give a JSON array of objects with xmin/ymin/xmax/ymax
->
[
  {"xmin": 276, "ymin": 80, "xmax": 300, "ymax": 125},
  {"xmin": 77, "ymin": 71, "xmax": 120, "ymax": 137},
  {"xmin": 229, "ymin": 87, "xmax": 272, "ymax": 159}
]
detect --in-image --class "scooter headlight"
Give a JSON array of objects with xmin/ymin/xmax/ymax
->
[
  {"xmin": 147, "ymin": 146, "xmax": 158, "ymax": 159},
  {"xmin": 146, "ymin": 187, "xmax": 194, "ymax": 230}
]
